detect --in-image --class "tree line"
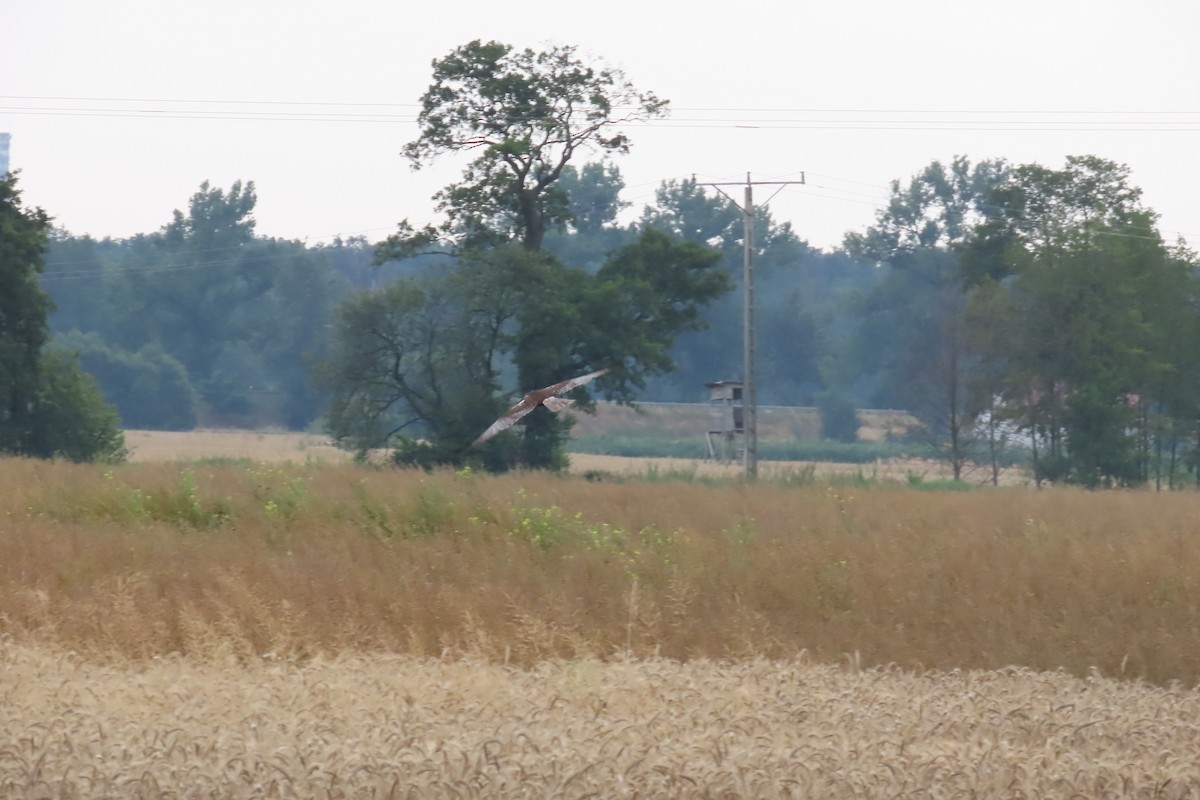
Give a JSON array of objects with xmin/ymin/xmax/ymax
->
[
  {"xmin": 845, "ymin": 155, "xmax": 1199, "ymax": 487},
  {"xmin": 4, "ymin": 38, "xmax": 1197, "ymax": 484}
]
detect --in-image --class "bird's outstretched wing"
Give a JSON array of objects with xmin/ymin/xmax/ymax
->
[
  {"xmin": 470, "ymin": 368, "xmax": 610, "ymax": 448},
  {"xmin": 471, "ymin": 399, "xmax": 538, "ymax": 447},
  {"xmin": 540, "ymin": 368, "xmax": 609, "ymax": 398}
]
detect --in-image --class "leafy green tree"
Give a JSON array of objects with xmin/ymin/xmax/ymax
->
[
  {"xmin": 228, "ymin": 238, "xmax": 339, "ymax": 428},
  {"xmin": 559, "ymin": 163, "xmax": 629, "ymax": 238},
  {"xmin": 94, "ymin": 181, "xmax": 336, "ymax": 429},
  {"xmin": 41, "ymin": 231, "xmax": 109, "ymax": 335},
  {"xmin": 842, "ymin": 157, "xmax": 1010, "ymax": 472},
  {"xmin": 898, "ymin": 283, "xmax": 984, "ymax": 479},
  {"xmin": 601, "ymin": 231, "xmax": 731, "ymax": 370},
  {"xmin": 965, "ymin": 156, "xmax": 1187, "ymax": 487},
  {"xmin": 1151, "ymin": 241, "xmax": 1200, "ymax": 488},
  {"xmin": 354, "ymin": 41, "xmax": 730, "ymax": 470},
  {"xmin": 0, "ymin": 172, "xmax": 52, "ymax": 452},
  {"xmin": 845, "ymin": 155, "xmax": 1009, "ymax": 262},
  {"xmin": 640, "ymin": 177, "xmax": 809, "ymax": 277},
  {"xmin": 107, "ymin": 181, "xmax": 259, "ymax": 407},
  {"xmin": 31, "ymin": 349, "xmax": 126, "ymax": 462},
  {"xmin": 54, "ymin": 331, "xmax": 197, "ymax": 430},
  {"xmin": 0, "ymin": 173, "xmax": 124, "ymax": 461},
  {"xmin": 381, "ymin": 39, "xmax": 667, "ymax": 255},
  {"xmin": 640, "ymin": 178, "xmax": 742, "ymax": 253},
  {"xmin": 961, "ymin": 279, "xmax": 1020, "ymax": 484},
  {"xmin": 513, "ymin": 230, "xmax": 730, "ymax": 466},
  {"xmin": 325, "ymin": 232, "xmax": 728, "ymax": 470},
  {"xmin": 542, "ymin": 162, "xmax": 636, "ymax": 269},
  {"xmin": 321, "ymin": 253, "xmax": 518, "ymax": 468},
  {"xmin": 815, "ymin": 389, "xmax": 860, "ymax": 443}
]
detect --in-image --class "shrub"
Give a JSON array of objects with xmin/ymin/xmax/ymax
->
[
  {"xmin": 55, "ymin": 331, "xmax": 197, "ymax": 430},
  {"xmin": 815, "ymin": 390, "xmax": 860, "ymax": 442},
  {"xmin": 29, "ymin": 349, "xmax": 126, "ymax": 462}
]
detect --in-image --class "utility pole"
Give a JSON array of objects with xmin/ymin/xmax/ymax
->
[{"xmin": 696, "ymin": 172, "xmax": 805, "ymax": 480}]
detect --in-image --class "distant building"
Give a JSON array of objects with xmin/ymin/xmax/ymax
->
[{"xmin": 0, "ymin": 132, "xmax": 9, "ymax": 178}]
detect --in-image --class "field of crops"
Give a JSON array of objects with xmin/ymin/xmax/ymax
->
[
  {"xmin": 2, "ymin": 437, "xmax": 1198, "ymax": 797},
  {"xmin": 7, "ymin": 646, "xmax": 1200, "ymax": 798}
]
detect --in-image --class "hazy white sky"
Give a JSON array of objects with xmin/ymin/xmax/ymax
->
[{"xmin": 4, "ymin": 0, "xmax": 1198, "ymax": 251}]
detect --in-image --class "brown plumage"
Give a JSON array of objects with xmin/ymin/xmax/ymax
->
[{"xmin": 471, "ymin": 368, "xmax": 609, "ymax": 447}]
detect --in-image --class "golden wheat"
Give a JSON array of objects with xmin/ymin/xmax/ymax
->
[{"xmin": 2, "ymin": 644, "xmax": 1198, "ymax": 798}]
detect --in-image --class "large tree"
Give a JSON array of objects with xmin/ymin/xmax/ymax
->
[
  {"xmin": 842, "ymin": 157, "xmax": 1009, "ymax": 473},
  {"xmin": 381, "ymin": 39, "xmax": 667, "ymax": 255},
  {"xmin": 0, "ymin": 173, "xmax": 124, "ymax": 461},
  {"xmin": 324, "ymin": 232, "xmax": 728, "ymax": 470},
  {"xmin": 845, "ymin": 155, "xmax": 1009, "ymax": 263},
  {"xmin": 91, "ymin": 181, "xmax": 337, "ymax": 428},
  {"xmin": 106, "ymin": 181, "xmax": 259, "ymax": 408},
  {"xmin": 963, "ymin": 156, "xmax": 1190, "ymax": 487},
  {"xmin": 356, "ymin": 41, "xmax": 729, "ymax": 470},
  {"xmin": 321, "ymin": 252, "xmax": 518, "ymax": 469},
  {"xmin": 0, "ymin": 173, "xmax": 52, "ymax": 451}
]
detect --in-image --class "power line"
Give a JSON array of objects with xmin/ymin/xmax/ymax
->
[
  {"xmin": 6, "ymin": 110, "xmax": 1197, "ymax": 133},
  {"xmin": 0, "ymin": 94, "xmax": 422, "ymax": 108},
  {"xmin": 5, "ymin": 97, "xmax": 1200, "ymax": 131},
  {"xmin": 5, "ymin": 95, "xmax": 1198, "ymax": 115}
]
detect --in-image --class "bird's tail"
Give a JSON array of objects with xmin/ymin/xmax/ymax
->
[{"xmin": 542, "ymin": 397, "xmax": 576, "ymax": 412}]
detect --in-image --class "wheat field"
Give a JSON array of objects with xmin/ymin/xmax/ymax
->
[
  {"xmin": 3, "ymin": 435, "xmax": 1200, "ymax": 797},
  {"xmin": 5, "ymin": 646, "xmax": 1200, "ymax": 798}
]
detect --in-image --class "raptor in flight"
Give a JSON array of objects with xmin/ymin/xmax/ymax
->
[{"xmin": 471, "ymin": 368, "xmax": 609, "ymax": 447}]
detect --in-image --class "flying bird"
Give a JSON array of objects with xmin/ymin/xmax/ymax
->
[{"xmin": 471, "ymin": 368, "xmax": 609, "ymax": 447}]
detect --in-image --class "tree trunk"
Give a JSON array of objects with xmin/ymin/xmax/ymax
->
[{"xmin": 519, "ymin": 190, "xmax": 546, "ymax": 251}]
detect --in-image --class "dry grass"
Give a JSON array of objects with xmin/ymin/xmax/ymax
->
[
  {"xmin": 123, "ymin": 427, "xmax": 993, "ymax": 484},
  {"xmin": 567, "ymin": 401, "xmax": 917, "ymax": 442},
  {"xmin": 123, "ymin": 428, "xmax": 351, "ymax": 464},
  {"xmin": 4, "ymin": 644, "xmax": 1200, "ymax": 799},
  {"xmin": 2, "ymin": 458, "xmax": 1197, "ymax": 682},
  {"xmin": 5, "ymin": 456, "xmax": 1200, "ymax": 796},
  {"xmin": 567, "ymin": 452, "xmax": 996, "ymax": 484}
]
